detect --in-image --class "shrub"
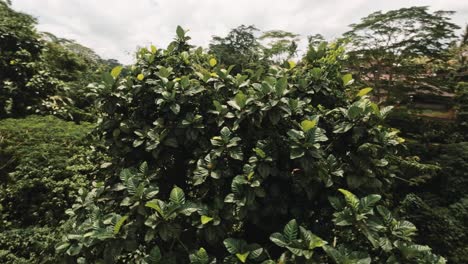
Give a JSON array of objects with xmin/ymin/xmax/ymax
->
[
  {"xmin": 0, "ymin": 115, "xmax": 107, "ymax": 227},
  {"xmin": 397, "ymin": 143, "xmax": 468, "ymax": 263},
  {"xmin": 0, "ymin": 227, "xmax": 60, "ymax": 264},
  {"xmin": 58, "ymin": 27, "xmax": 444, "ymax": 263}
]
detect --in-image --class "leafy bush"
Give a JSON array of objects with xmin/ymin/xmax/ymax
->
[
  {"xmin": 1, "ymin": 1, "xmax": 118, "ymax": 121},
  {"xmin": 0, "ymin": 1, "xmax": 46, "ymax": 117},
  {"xmin": 58, "ymin": 27, "xmax": 444, "ymax": 263},
  {"xmin": 0, "ymin": 227, "xmax": 60, "ymax": 264},
  {"xmin": 0, "ymin": 115, "xmax": 108, "ymax": 227},
  {"xmin": 0, "ymin": 115, "xmax": 109, "ymax": 263},
  {"xmin": 396, "ymin": 143, "xmax": 468, "ymax": 263}
]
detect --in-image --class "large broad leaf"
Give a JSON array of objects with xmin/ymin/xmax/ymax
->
[
  {"xmin": 147, "ymin": 246, "xmax": 162, "ymax": 263},
  {"xmin": 392, "ymin": 220, "xmax": 417, "ymax": 238},
  {"xmin": 306, "ymin": 127, "xmax": 328, "ymax": 143},
  {"xmin": 229, "ymin": 147, "xmax": 244, "ymax": 160},
  {"xmin": 342, "ymin": 73, "xmax": 354, "ymax": 86},
  {"xmin": 286, "ymin": 246, "xmax": 309, "ymax": 258},
  {"xmin": 189, "ymin": 248, "xmax": 210, "ymax": 264},
  {"xmin": 201, "ymin": 215, "xmax": 213, "ymax": 225},
  {"xmin": 223, "ymin": 238, "xmax": 243, "ymax": 254},
  {"xmin": 301, "ymin": 119, "xmax": 317, "ymax": 132},
  {"xmin": 55, "ymin": 242, "xmax": 70, "ymax": 253},
  {"xmin": 359, "ymin": 194, "xmax": 381, "ymax": 213},
  {"xmin": 209, "ymin": 58, "xmax": 217, "ymax": 67},
  {"xmin": 290, "ymin": 146, "xmax": 305, "ymax": 159},
  {"xmin": 111, "ymin": 66, "xmax": 123, "ymax": 79},
  {"xmin": 357, "ymin": 87, "xmax": 373, "ymax": 97},
  {"xmin": 176, "ymin": 25, "xmax": 185, "ymax": 38},
  {"xmin": 146, "ymin": 200, "xmax": 165, "ymax": 218},
  {"xmin": 300, "ymin": 227, "xmax": 326, "ymax": 249},
  {"xmin": 170, "ymin": 186, "xmax": 185, "ymax": 205},
  {"xmin": 270, "ymin": 233, "xmax": 288, "ymax": 247},
  {"xmin": 338, "ymin": 189, "xmax": 359, "ymax": 211},
  {"xmin": 283, "ymin": 219, "xmax": 299, "ymax": 241},
  {"xmin": 236, "ymin": 252, "xmax": 249, "ymax": 263},
  {"xmin": 328, "ymin": 196, "xmax": 344, "ymax": 211},
  {"xmin": 247, "ymin": 246, "xmax": 263, "ymax": 259},
  {"xmin": 228, "ymin": 91, "xmax": 247, "ymax": 110},
  {"xmin": 66, "ymin": 244, "xmax": 82, "ymax": 256},
  {"xmin": 276, "ymin": 77, "xmax": 288, "ymax": 96},
  {"xmin": 324, "ymin": 245, "xmax": 371, "ymax": 264},
  {"xmin": 113, "ymin": 215, "xmax": 128, "ymax": 234},
  {"xmin": 150, "ymin": 45, "xmax": 157, "ymax": 54},
  {"xmin": 333, "ymin": 122, "xmax": 353, "ymax": 134},
  {"xmin": 377, "ymin": 205, "xmax": 393, "ymax": 224}
]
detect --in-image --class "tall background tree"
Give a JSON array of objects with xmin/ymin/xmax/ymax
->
[
  {"xmin": 209, "ymin": 25, "xmax": 263, "ymax": 74},
  {"xmin": 344, "ymin": 6, "xmax": 460, "ymax": 102},
  {"xmin": 259, "ymin": 30, "xmax": 299, "ymax": 64},
  {"xmin": 0, "ymin": 0, "xmax": 44, "ymax": 116},
  {"xmin": 0, "ymin": 0, "xmax": 120, "ymax": 120}
]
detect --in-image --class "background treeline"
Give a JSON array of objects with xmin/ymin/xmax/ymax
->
[{"xmin": 0, "ymin": 0, "xmax": 467, "ymax": 263}]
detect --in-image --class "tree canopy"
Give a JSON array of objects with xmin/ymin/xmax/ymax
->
[{"xmin": 343, "ymin": 6, "xmax": 460, "ymax": 100}]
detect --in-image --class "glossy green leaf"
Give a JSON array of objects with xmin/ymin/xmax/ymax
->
[
  {"xmin": 170, "ymin": 186, "xmax": 185, "ymax": 205},
  {"xmin": 301, "ymin": 119, "xmax": 317, "ymax": 132},
  {"xmin": 357, "ymin": 87, "xmax": 373, "ymax": 97},
  {"xmin": 209, "ymin": 58, "xmax": 217, "ymax": 67},
  {"xmin": 284, "ymin": 219, "xmax": 298, "ymax": 241},
  {"xmin": 236, "ymin": 252, "xmax": 249, "ymax": 263},
  {"xmin": 338, "ymin": 188, "xmax": 360, "ymax": 210},
  {"xmin": 111, "ymin": 66, "xmax": 122, "ymax": 79},
  {"xmin": 176, "ymin": 25, "xmax": 185, "ymax": 38},
  {"xmin": 189, "ymin": 248, "xmax": 210, "ymax": 264},
  {"xmin": 342, "ymin": 73, "xmax": 353, "ymax": 86},
  {"xmin": 113, "ymin": 215, "xmax": 128, "ymax": 234},
  {"xmin": 201, "ymin": 215, "xmax": 213, "ymax": 225}
]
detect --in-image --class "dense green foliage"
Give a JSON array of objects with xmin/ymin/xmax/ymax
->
[
  {"xmin": 0, "ymin": 116, "xmax": 100, "ymax": 226},
  {"xmin": 386, "ymin": 109, "xmax": 468, "ymax": 263},
  {"xmin": 0, "ymin": 116, "xmax": 108, "ymax": 263},
  {"xmin": 382, "ymin": 25, "xmax": 468, "ymax": 263},
  {"xmin": 0, "ymin": 2, "xmax": 465, "ymax": 263},
  {"xmin": 0, "ymin": 1, "xmax": 118, "ymax": 121},
  {"xmin": 0, "ymin": 1, "xmax": 45, "ymax": 116},
  {"xmin": 55, "ymin": 27, "xmax": 445, "ymax": 263},
  {"xmin": 209, "ymin": 25, "xmax": 264, "ymax": 74},
  {"xmin": 344, "ymin": 6, "xmax": 460, "ymax": 101},
  {"xmin": 209, "ymin": 26, "xmax": 300, "ymax": 73},
  {"xmin": 399, "ymin": 143, "xmax": 468, "ymax": 263}
]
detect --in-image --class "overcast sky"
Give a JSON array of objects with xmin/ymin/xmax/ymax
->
[{"xmin": 11, "ymin": 0, "xmax": 468, "ymax": 64}]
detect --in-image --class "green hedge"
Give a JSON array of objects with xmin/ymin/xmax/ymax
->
[
  {"xmin": 0, "ymin": 115, "xmax": 109, "ymax": 263},
  {"xmin": 0, "ymin": 115, "xmax": 102, "ymax": 226}
]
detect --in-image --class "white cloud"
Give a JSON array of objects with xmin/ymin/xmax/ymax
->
[{"xmin": 11, "ymin": 0, "xmax": 468, "ymax": 64}]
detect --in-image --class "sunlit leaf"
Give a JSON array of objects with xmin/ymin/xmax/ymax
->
[
  {"xmin": 342, "ymin": 73, "xmax": 353, "ymax": 86},
  {"xmin": 357, "ymin": 87, "xmax": 373, "ymax": 97},
  {"xmin": 209, "ymin": 58, "xmax": 217, "ymax": 67},
  {"xmin": 201, "ymin": 215, "xmax": 213, "ymax": 225},
  {"xmin": 301, "ymin": 120, "xmax": 317, "ymax": 132},
  {"xmin": 236, "ymin": 252, "xmax": 249, "ymax": 263},
  {"xmin": 111, "ymin": 66, "xmax": 123, "ymax": 79}
]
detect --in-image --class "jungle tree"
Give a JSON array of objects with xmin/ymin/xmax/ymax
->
[
  {"xmin": 0, "ymin": 0, "xmax": 44, "ymax": 116},
  {"xmin": 343, "ymin": 6, "xmax": 460, "ymax": 101},
  {"xmin": 259, "ymin": 30, "xmax": 299, "ymax": 65},
  {"xmin": 209, "ymin": 25, "xmax": 263, "ymax": 74}
]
